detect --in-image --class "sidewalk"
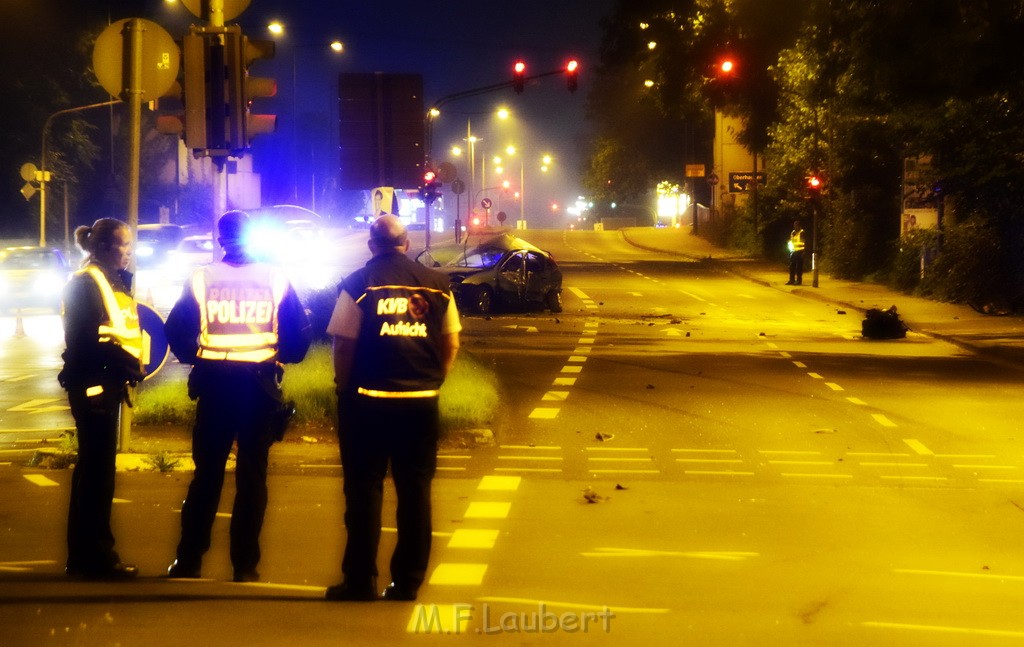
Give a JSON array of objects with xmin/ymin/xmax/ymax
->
[{"xmin": 621, "ymin": 227, "xmax": 1024, "ymax": 370}]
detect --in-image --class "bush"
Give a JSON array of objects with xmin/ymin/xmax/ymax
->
[
  {"xmin": 920, "ymin": 219, "xmax": 1009, "ymax": 305},
  {"xmin": 888, "ymin": 228, "xmax": 939, "ymax": 293}
]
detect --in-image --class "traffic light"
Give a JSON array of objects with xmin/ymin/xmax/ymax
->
[
  {"xmin": 223, "ymin": 26, "xmax": 277, "ymax": 151},
  {"xmin": 566, "ymin": 59, "xmax": 579, "ymax": 93},
  {"xmin": 420, "ymin": 168, "xmax": 442, "ymax": 203},
  {"xmin": 239, "ymin": 33, "xmax": 277, "ymax": 146},
  {"xmin": 806, "ymin": 175, "xmax": 823, "ymax": 191},
  {"xmin": 717, "ymin": 58, "xmax": 736, "ymax": 77},
  {"xmin": 153, "ymin": 31, "xmax": 210, "ymax": 151},
  {"xmin": 513, "ymin": 61, "xmax": 526, "ymax": 94}
]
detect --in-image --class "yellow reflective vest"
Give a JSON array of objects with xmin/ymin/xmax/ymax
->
[
  {"xmin": 788, "ymin": 229, "xmax": 805, "ymax": 253},
  {"xmin": 192, "ymin": 262, "xmax": 289, "ymax": 363},
  {"xmin": 78, "ymin": 265, "xmax": 143, "ymax": 360}
]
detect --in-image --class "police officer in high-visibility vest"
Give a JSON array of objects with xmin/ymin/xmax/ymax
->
[
  {"xmin": 165, "ymin": 211, "xmax": 311, "ymax": 582},
  {"xmin": 324, "ymin": 214, "xmax": 461, "ymax": 601},
  {"xmin": 787, "ymin": 220, "xmax": 806, "ymax": 285},
  {"xmin": 59, "ymin": 218, "xmax": 145, "ymax": 579}
]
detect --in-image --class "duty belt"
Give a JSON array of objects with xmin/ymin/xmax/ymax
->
[{"xmin": 357, "ymin": 387, "xmax": 439, "ymax": 398}]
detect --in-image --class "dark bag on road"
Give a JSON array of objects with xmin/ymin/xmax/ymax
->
[{"xmin": 861, "ymin": 305, "xmax": 908, "ymax": 339}]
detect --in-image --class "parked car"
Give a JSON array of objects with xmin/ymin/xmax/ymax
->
[
  {"xmin": 419, "ymin": 234, "xmax": 563, "ymax": 315},
  {"xmin": 135, "ymin": 223, "xmax": 185, "ymax": 269},
  {"xmin": 0, "ymin": 246, "xmax": 71, "ymax": 314}
]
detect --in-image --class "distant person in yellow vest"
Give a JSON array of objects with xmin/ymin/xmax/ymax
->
[
  {"xmin": 165, "ymin": 211, "xmax": 312, "ymax": 582},
  {"xmin": 59, "ymin": 218, "xmax": 145, "ymax": 580},
  {"xmin": 786, "ymin": 220, "xmax": 806, "ymax": 285}
]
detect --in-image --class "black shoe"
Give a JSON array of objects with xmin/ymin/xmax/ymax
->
[
  {"xmin": 381, "ymin": 582, "xmax": 418, "ymax": 601},
  {"xmin": 785, "ymin": 280, "xmax": 795, "ymax": 285},
  {"xmin": 325, "ymin": 580, "xmax": 378, "ymax": 602},
  {"xmin": 166, "ymin": 560, "xmax": 201, "ymax": 579},
  {"xmin": 73, "ymin": 562, "xmax": 139, "ymax": 580},
  {"xmin": 233, "ymin": 569, "xmax": 260, "ymax": 583}
]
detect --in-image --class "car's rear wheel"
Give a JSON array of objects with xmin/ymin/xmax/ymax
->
[
  {"xmin": 545, "ymin": 289, "xmax": 562, "ymax": 313},
  {"xmin": 474, "ymin": 286, "xmax": 494, "ymax": 314}
]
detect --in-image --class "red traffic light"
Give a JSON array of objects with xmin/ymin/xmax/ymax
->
[
  {"xmin": 423, "ymin": 170, "xmax": 437, "ymax": 183},
  {"xmin": 513, "ymin": 60, "xmax": 526, "ymax": 93},
  {"xmin": 807, "ymin": 175, "xmax": 822, "ymax": 190},
  {"xmin": 566, "ymin": 59, "xmax": 579, "ymax": 93}
]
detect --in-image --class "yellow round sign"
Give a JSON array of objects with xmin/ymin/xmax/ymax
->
[{"xmin": 93, "ymin": 19, "xmax": 180, "ymax": 100}]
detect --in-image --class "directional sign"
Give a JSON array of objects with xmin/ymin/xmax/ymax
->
[
  {"xmin": 137, "ymin": 303, "xmax": 169, "ymax": 379},
  {"xmin": 728, "ymin": 172, "xmax": 766, "ymax": 193},
  {"xmin": 481, "ymin": 198, "xmax": 493, "ymax": 210}
]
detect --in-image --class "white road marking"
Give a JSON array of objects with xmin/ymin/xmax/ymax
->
[
  {"xmin": 903, "ymin": 439, "xmax": 933, "ymax": 455},
  {"xmin": 872, "ymin": 414, "xmax": 898, "ymax": 427},
  {"xmin": 23, "ymin": 474, "xmax": 59, "ymax": 487}
]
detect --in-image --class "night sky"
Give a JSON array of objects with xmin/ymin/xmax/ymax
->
[{"xmin": 2, "ymin": 0, "xmax": 617, "ymax": 230}]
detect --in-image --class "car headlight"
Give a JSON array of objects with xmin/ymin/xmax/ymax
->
[{"xmin": 33, "ymin": 272, "xmax": 65, "ymax": 295}]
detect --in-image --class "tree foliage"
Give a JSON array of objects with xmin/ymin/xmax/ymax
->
[{"xmin": 587, "ymin": 0, "xmax": 1024, "ymax": 303}]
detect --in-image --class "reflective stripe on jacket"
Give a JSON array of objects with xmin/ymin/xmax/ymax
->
[
  {"xmin": 192, "ymin": 262, "xmax": 289, "ymax": 363},
  {"xmin": 78, "ymin": 265, "xmax": 143, "ymax": 360},
  {"xmin": 789, "ymin": 229, "xmax": 805, "ymax": 252}
]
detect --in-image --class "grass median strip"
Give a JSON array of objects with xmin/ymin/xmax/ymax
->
[{"xmin": 133, "ymin": 344, "xmax": 500, "ymax": 440}]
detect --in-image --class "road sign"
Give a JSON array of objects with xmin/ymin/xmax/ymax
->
[
  {"xmin": 496, "ymin": 211, "xmax": 507, "ymax": 223},
  {"xmin": 20, "ymin": 183, "xmax": 36, "ymax": 201},
  {"xmin": 137, "ymin": 303, "xmax": 169, "ymax": 379},
  {"xmin": 481, "ymin": 198, "xmax": 493, "ymax": 210},
  {"xmin": 685, "ymin": 164, "xmax": 705, "ymax": 178},
  {"xmin": 451, "ymin": 179, "xmax": 465, "ymax": 195},
  {"xmin": 707, "ymin": 173, "xmax": 719, "ymax": 186},
  {"xmin": 20, "ymin": 163, "xmax": 38, "ymax": 182},
  {"xmin": 728, "ymin": 172, "xmax": 766, "ymax": 193},
  {"xmin": 93, "ymin": 19, "xmax": 180, "ymax": 101}
]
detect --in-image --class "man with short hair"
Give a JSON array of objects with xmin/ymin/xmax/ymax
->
[
  {"xmin": 165, "ymin": 210, "xmax": 311, "ymax": 583},
  {"xmin": 325, "ymin": 215, "xmax": 461, "ymax": 602}
]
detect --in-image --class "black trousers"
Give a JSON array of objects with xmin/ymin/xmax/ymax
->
[
  {"xmin": 66, "ymin": 386, "xmax": 123, "ymax": 571},
  {"xmin": 175, "ymin": 370, "xmax": 276, "ymax": 574},
  {"xmin": 338, "ymin": 394, "xmax": 439, "ymax": 590},
  {"xmin": 789, "ymin": 250, "xmax": 804, "ymax": 283}
]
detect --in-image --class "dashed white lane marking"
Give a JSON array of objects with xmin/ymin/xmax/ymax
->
[
  {"xmin": 825, "ymin": 382, "xmax": 844, "ymax": 391},
  {"xmin": 428, "ymin": 563, "xmax": 488, "ymax": 585},
  {"xmin": 568, "ymin": 355, "xmax": 588, "ymax": 362},
  {"xmin": 497, "ymin": 455, "xmax": 562, "ymax": 462},
  {"xmin": 680, "ymin": 290, "xmax": 706, "ymax": 302},
  {"xmin": 793, "ymin": 361, "xmax": 807, "ymax": 368},
  {"xmin": 447, "ymin": 529, "xmax": 500, "ymax": 549},
  {"xmin": 23, "ymin": 474, "xmax": 58, "ymax": 487},
  {"xmin": 863, "ymin": 621, "xmax": 1024, "ymax": 639},
  {"xmin": 528, "ymin": 408, "xmax": 560, "ymax": 419},
  {"xmin": 553, "ymin": 377, "xmax": 577, "ymax": 386},
  {"xmin": 464, "ymin": 502, "xmax": 512, "ymax": 519},
  {"xmin": 904, "ymin": 439, "xmax": 933, "ymax": 455},
  {"xmin": 586, "ymin": 447, "xmax": 649, "ymax": 452},
  {"xmin": 478, "ymin": 475, "xmax": 522, "ymax": 491},
  {"xmin": 541, "ymin": 391, "xmax": 569, "ymax": 401},
  {"xmin": 872, "ymin": 414, "xmax": 898, "ymax": 427},
  {"xmin": 479, "ymin": 595, "xmax": 671, "ymax": 614},
  {"xmin": 807, "ymin": 372, "xmax": 823, "ymax": 379},
  {"xmin": 0, "ymin": 560, "xmax": 56, "ymax": 572},
  {"xmin": 560, "ymin": 365, "xmax": 583, "ymax": 373},
  {"xmin": 846, "ymin": 397, "xmax": 867, "ymax": 405}
]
